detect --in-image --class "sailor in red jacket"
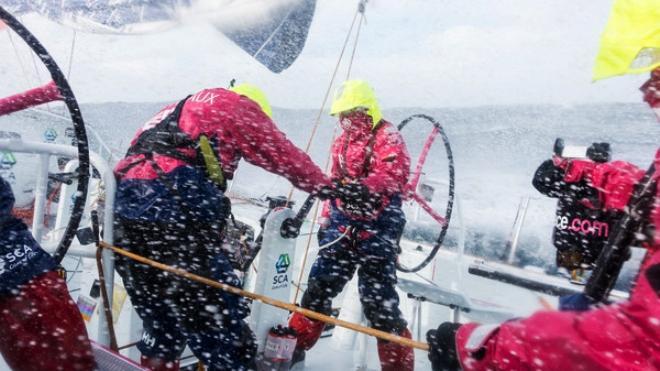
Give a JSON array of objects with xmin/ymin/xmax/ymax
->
[
  {"xmin": 289, "ymin": 80, "xmax": 414, "ymax": 371},
  {"xmin": 426, "ymin": 69, "xmax": 660, "ymax": 371},
  {"xmin": 113, "ymin": 83, "xmax": 331, "ymax": 371},
  {"xmin": 0, "ymin": 176, "xmax": 96, "ymax": 371}
]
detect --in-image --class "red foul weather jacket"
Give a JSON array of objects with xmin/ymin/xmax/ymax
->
[
  {"xmin": 322, "ymin": 115, "xmax": 410, "ymax": 219},
  {"xmin": 454, "ymin": 150, "xmax": 660, "ymax": 370},
  {"xmin": 115, "ymin": 88, "xmax": 330, "ymax": 194}
]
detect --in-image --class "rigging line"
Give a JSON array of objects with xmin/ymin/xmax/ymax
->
[
  {"xmin": 292, "ymin": 189, "xmax": 321, "ymax": 304},
  {"xmin": 66, "ymin": 30, "xmax": 77, "ymax": 81},
  {"xmin": 20, "ymin": 14, "xmax": 56, "ymax": 115},
  {"xmin": 292, "ymin": 126, "xmax": 339, "ymax": 305},
  {"xmin": 302, "ymin": 2, "xmax": 362, "ymax": 154},
  {"xmin": 290, "ymin": 0, "xmax": 369, "ymax": 302},
  {"xmin": 346, "ymin": 1, "xmax": 367, "ymax": 80},
  {"xmin": 63, "ymin": 30, "xmax": 77, "ymax": 117},
  {"xmin": 66, "ymin": 256, "xmax": 83, "ymax": 284},
  {"xmin": 28, "ymin": 46, "xmax": 53, "ymax": 113},
  {"xmin": 285, "ymin": 0, "xmax": 364, "ymax": 202},
  {"xmin": 5, "ymin": 28, "xmax": 33, "ymax": 89},
  {"xmin": 27, "ymin": 41, "xmax": 42, "ymax": 81},
  {"xmin": 21, "ymin": 13, "xmax": 43, "ymax": 88}
]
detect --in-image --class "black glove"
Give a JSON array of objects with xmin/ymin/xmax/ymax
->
[
  {"xmin": 586, "ymin": 142, "xmax": 611, "ymax": 163},
  {"xmin": 532, "ymin": 159, "xmax": 566, "ymax": 198},
  {"xmin": 316, "ymin": 184, "xmax": 337, "ymax": 200},
  {"xmin": 427, "ymin": 322, "xmax": 462, "ymax": 371},
  {"xmin": 335, "ymin": 181, "xmax": 378, "ymax": 211}
]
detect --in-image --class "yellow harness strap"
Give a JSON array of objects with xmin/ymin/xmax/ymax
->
[{"xmin": 198, "ymin": 135, "xmax": 225, "ymax": 188}]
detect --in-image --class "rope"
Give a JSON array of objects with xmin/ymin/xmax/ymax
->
[
  {"xmin": 292, "ymin": 200, "xmax": 321, "ymax": 304},
  {"xmin": 291, "ymin": 127, "xmax": 339, "ymax": 304},
  {"xmin": 21, "ymin": 14, "xmax": 56, "ymax": 115},
  {"xmin": 6, "ymin": 28, "xmax": 32, "ymax": 88},
  {"xmin": 99, "ymin": 241, "xmax": 430, "ymax": 351},
  {"xmin": 66, "ymin": 30, "xmax": 77, "ymax": 81},
  {"xmin": 291, "ymin": 226, "xmax": 349, "ymax": 298},
  {"xmin": 63, "ymin": 30, "xmax": 76, "ymax": 117},
  {"xmin": 317, "ymin": 227, "xmax": 350, "ymax": 249},
  {"xmin": 301, "ymin": 2, "xmax": 362, "ymax": 154},
  {"xmin": 289, "ymin": 1, "xmax": 369, "ymax": 300},
  {"xmin": 346, "ymin": 2, "xmax": 367, "ymax": 80},
  {"xmin": 28, "ymin": 49, "xmax": 53, "ymax": 113},
  {"xmin": 284, "ymin": 2, "xmax": 366, "ymax": 304},
  {"xmin": 285, "ymin": 0, "xmax": 367, "ymax": 203}
]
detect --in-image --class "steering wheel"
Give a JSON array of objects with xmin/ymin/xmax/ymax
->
[
  {"xmin": 396, "ymin": 114, "xmax": 455, "ymax": 273},
  {"xmin": 0, "ymin": 6, "xmax": 90, "ymax": 263}
]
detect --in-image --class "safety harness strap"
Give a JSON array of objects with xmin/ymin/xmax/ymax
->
[
  {"xmin": 338, "ymin": 120, "xmax": 383, "ymax": 181},
  {"xmin": 118, "ymin": 95, "xmax": 227, "ymax": 192},
  {"xmin": 125, "ymin": 96, "xmax": 196, "ymax": 163}
]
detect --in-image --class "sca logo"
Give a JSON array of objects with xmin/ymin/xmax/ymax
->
[
  {"xmin": 43, "ymin": 128, "xmax": 58, "ymax": 142},
  {"xmin": 275, "ymin": 254, "xmax": 291, "ymax": 274},
  {"xmin": 0, "ymin": 151, "xmax": 16, "ymax": 170},
  {"xmin": 272, "ymin": 254, "xmax": 291, "ymax": 289}
]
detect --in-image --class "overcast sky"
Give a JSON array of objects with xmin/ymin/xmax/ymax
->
[{"xmin": 0, "ymin": 0, "xmax": 651, "ymax": 108}]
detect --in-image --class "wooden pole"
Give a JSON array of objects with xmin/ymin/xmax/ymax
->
[{"xmin": 100, "ymin": 241, "xmax": 430, "ymax": 351}]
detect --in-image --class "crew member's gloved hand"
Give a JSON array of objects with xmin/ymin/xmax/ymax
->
[
  {"xmin": 586, "ymin": 142, "xmax": 611, "ymax": 163},
  {"xmin": 335, "ymin": 181, "xmax": 379, "ymax": 217},
  {"xmin": 316, "ymin": 184, "xmax": 337, "ymax": 200},
  {"xmin": 336, "ymin": 181, "xmax": 374, "ymax": 205},
  {"xmin": 426, "ymin": 322, "xmax": 462, "ymax": 371}
]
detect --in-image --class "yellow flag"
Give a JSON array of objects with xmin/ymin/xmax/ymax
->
[{"xmin": 593, "ymin": 0, "xmax": 660, "ymax": 80}]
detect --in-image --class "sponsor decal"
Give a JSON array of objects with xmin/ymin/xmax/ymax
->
[
  {"xmin": 0, "ymin": 151, "xmax": 16, "ymax": 170},
  {"xmin": 556, "ymin": 215, "xmax": 609, "ymax": 238},
  {"xmin": 43, "ymin": 128, "xmax": 58, "ymax": 142},
  {"xmin": 272, "ymin": 253, "xmax": 291, "ymax": 289},
  {"xmin": 275, "ymin": 253, "xmax": 291, "ymax": 274},
  {"xmin": 190, "ymin": 91, "xmax": 219, "ymax": 104},
  {"xmin": 0, "ymin": 244, "xmax": 37, "ymax": 276},
  {"xmin": 141, "ymin": 331, "xmax": 156, "ymax": 348}
]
